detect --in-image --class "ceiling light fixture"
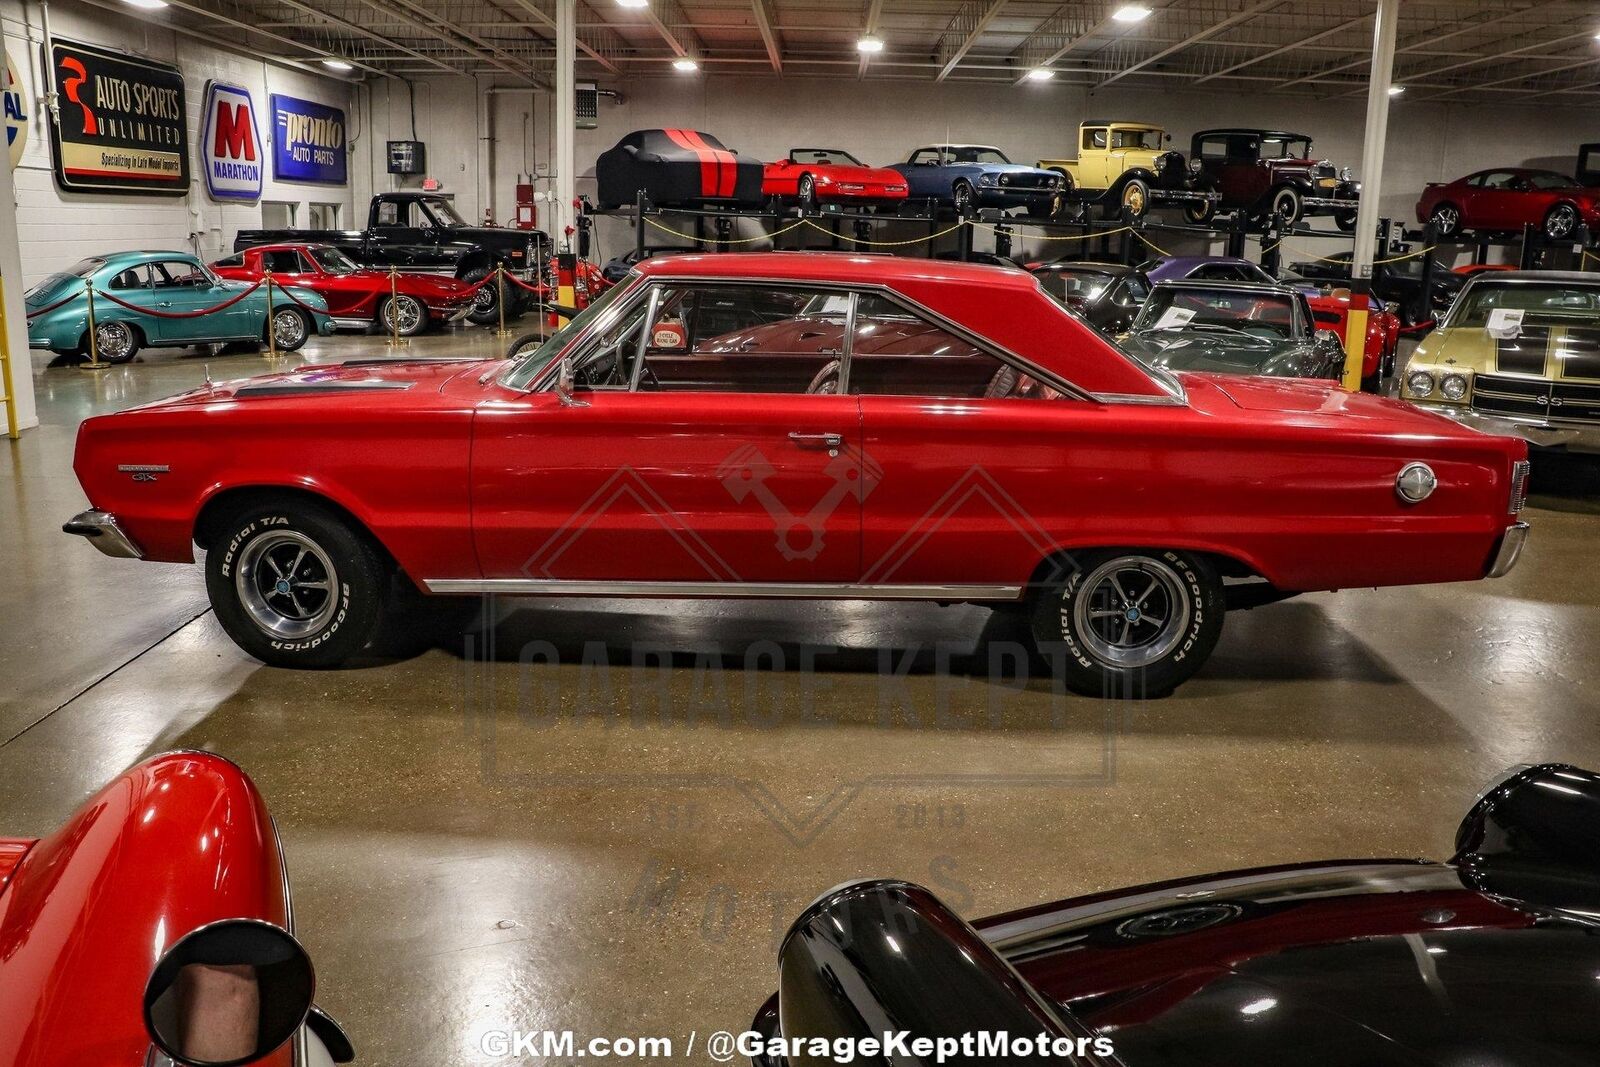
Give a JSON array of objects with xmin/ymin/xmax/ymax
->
[
  {"xmin": 1111, "ymin": 4, "xmax": 1151, "ymax": 22},
  {"xmin": 1026, "ymin": 67, "xmax": 1055, "ymax": 81},
  {"xmin": 121, "ymin": 0, "xmax": 171, "ymax": 9},
  {"xmin": 321, "ymin": 58, "xmax": 354, "ymax": 71},
  {"xmin": 1388, "ymin": 84, "xmax": 1405, "ymax": 96},
  {"xmin": 672, "ymin": 56, "xmax": 700, "ymax": 72},
  {"xmin": 857, "ymin": 36, "xmax": 885, "ymax": 53},
  {"xmin": 616, "ymin": 0, "xmax": 649, "ymax": 8}
]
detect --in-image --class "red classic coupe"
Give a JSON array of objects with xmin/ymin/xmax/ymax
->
[
  {"xmin": 763, "ymin": 149, "xmax": 909, "ymax": 208},
  {"xmin": 212, "ymin": 243, "xmax": 478, "ymax": 336},
  {"xmin": 1304, "ymin": 289, "xmax": 1402, "ymax": 387},
  {"xmin": 1416, "ymin": 168, "xmax": 1600, "ymax": 241},
  {"xmin": 65, "ymin": 253, "xmax": 1529, "ymax": 697},
  {"xmin": 0, "ymin": 751, "xmax": 352, "ymax": 1067}
]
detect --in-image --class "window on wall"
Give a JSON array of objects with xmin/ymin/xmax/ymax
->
[
  {"xmin": 261, "ymin": 201, "xmax": 296, "ymax": 229},
  {"xmin": 308, "ymin": 203, "xmax": 341, "ymax": 229}
]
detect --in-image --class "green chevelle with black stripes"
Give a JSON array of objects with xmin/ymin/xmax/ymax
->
[
  {"xmin": 25, "ymin": 250, "xmax": 334, "ymax": 365},
  {"xmin": 1402, "ymin": 271, "xmax": 1600, "ymax": 453}
]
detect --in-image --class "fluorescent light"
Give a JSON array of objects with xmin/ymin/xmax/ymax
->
[
  {"xmin": 672, "ymin": 56, "xmax": 699, "ymax": 72},
  {"xmin": 321, "ymin": 58, "xmax": 354, "ymax": 71},
  {"xmin": 1112, "ymin": 4, "xmax": 1151, "ymax": 22},
  {"xmin": 1026, "ymin": 67, "xmax": 1055, "ymax": 81},
  {"xmin": 1388, "ymin": 85, "xmax": 1405, "ymax": 96},
  {"xmin": 856, "ymin": 36, "xmax": 885, "ymax": 53},
  {"xmin": 122, "ymin": 0, "xmax": 171, "ymax": 9},
  {"xmin": 616, "ymin": 0, "xmax": 648, "ymax": 7}
]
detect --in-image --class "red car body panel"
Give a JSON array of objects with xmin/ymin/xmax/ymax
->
[
  {"xmin": 72, "ymin": 253, "xmax": 1524, "ymax": 602},
  {"xmin": 762, "ymin": 158, "xmax": 910, "ymax": 203},
  {"xmin": 0, "ymin": 752, "xmax": 292, "ymax": 1067},
  {"xmin": 1306, "ymin": 292, "xmax": 1399, "ymax": 379},
  {"xmin": 1416, "ymin": 169, "xmax": 1600, "ymax": 232},
  {"xmin": 212, "ymin": 243, "xmax": 476, "ymax": 324}
]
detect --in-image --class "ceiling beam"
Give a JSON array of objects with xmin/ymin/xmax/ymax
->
[
  {"xmin": 633, "ymin": 0, "xmax": 705, "ymax": 60},
  {"xmin": 856, "ymin": 0, "xmax": 883, "ymax": 78},
  {"xmin": 1193, "ymin": 12, "xmax": 1368, "ymax": 85},
  {"xmin": 750, "ymin": 0, "xmax": 783, "ymax": 72},
  {"xmin": 935, "ymin": 0, "xmax": 1008, "ymax": 82},
  {"xmin": 1417, "ymin": 51, "xmax": 1600, "ymax": 101},
  {"xmin": 1277, "ymin": 3, "xmax": 1542, "ymax": 90},
  {"xmin": 1010, "ymin": 6, "xmax": 1105, "ymax": 84},
  {"xmin": 1098, "ymin": 0, "xmax": 1282, "ymax": 88},
  {"xmin": 496, "ymin": 0, "xmax": 626, "ymax": 76},
  {"xmin": 346, "ymin": 0, "xmax": 544, "ymax": 85},
  {"xmin": 255, "ymin": 0, "xmax": 461, "ymax": 76}
]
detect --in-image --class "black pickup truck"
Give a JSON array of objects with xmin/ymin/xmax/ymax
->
[{"xmin": 234, "ymin": 192, "xmax": 547, "ymax": 323}]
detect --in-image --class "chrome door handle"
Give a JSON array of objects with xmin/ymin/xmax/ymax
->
[{"xmin": 788, "ymin": 431, "xmax": 843, "ymax": 450}]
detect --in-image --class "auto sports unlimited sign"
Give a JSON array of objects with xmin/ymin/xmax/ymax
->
[
  {"xmin": 4, "ymin": 48, "xmax": 27, "ymax": 170},
  {"xmin": 46, "ymin": 39, "xmax": 188, "ymax": 196},
  {"xmin": 201, "ymin": 81, "xmax": 261, "ymax": 201},
  {"xmin": 269, "ymin": 93, "xmax": 346, "ymax": 185}
]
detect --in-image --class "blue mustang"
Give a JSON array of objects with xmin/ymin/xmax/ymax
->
[{"xmin": 889, "ymin": 144, "xmax": 1063, "ymax": 217}]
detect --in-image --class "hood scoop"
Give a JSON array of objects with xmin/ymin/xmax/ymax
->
[{"xmin": 235, "ymin": 378, "xmax": 416, "ymax": 398}]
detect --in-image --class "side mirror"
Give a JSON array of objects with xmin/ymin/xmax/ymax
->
[
  {"xmin": 1316, "ymin": 329, "xmax": 1342, "ymax": 346},
  {"xmin": 1163, "ymin": 132, "xmax": 1172, "ymax": 143},
  {"xmin": 144, "ymin": 919, "xmax": 314, "ymax": 1067},
  {"xmin": 555, "ymin": 355, "xmax": 587, "ymax": 407}
]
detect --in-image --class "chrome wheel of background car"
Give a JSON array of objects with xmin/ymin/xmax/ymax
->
[
  {"xmin": 92, "ymin": 320, "xmax": 136, "ymax": 363},
  {"xmin": 1072, "ymin": 555, "xmax": 1192, "ymax": 670},
  {"xmin": 235, "ymin": 530, "xmax": 340, "ymax": 640},
  {"xmin": 1544, "ymin": 204, "xmax": 1579, "ymax": 240},
  {"xmin": 1184, "ymin": 199, "xmax": 1216, "ymax": 224},
  {"xmin": 952, "ymin": 181, "xmax": 974, "ymax": 217},
  {"xmin": 272, "ymin": 308, "xmax": 307, "ymax": 349},
  {"xmin": 1430, "ymin": 204, "xmax": 1461, "ymax": 237},
  {"xmin": 798, "ymin": 174, "xmax": 816, "ymax": 210},
  {"xmin": 382, "ymin": 294, "xmax": 426, "ymax": 336}
]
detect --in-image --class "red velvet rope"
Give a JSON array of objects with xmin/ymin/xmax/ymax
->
[
  {"xmin": 499, "ymin": 271, "xmax": 554, "ymax": 297},
  {"xmin": 264, "ymin": 279, "xmax": 326, "ymax": 314},
  {"xmin": 24, "ymin": 292, "xmax": 79, "ymax": 318},
  {"xmin": 93, "ymin": 279, "xmax": 264, "ymax": 319}
]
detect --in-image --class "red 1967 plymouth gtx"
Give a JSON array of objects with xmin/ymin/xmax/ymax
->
[{"xmin": 65, "ymin": 253, "xmax": 1530, "ymax": 696}]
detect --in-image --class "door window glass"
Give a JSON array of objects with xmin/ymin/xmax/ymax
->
[
  {"xmin": 848, "ymin": 296, "xmax": 1060, "ymax": 400},
  {"xmin": 263, "ymin": 250, "xmax": 306, "ymax": 274},
  {"xmin": 374, "ymin": 200, "xmax": 407, "ymax": 227},
  {"xmin": 151, "ymin": 261, "xmax": 210, "ymax": 288},
  {"xmin": 107, "ymin": 264, "xmax": 152, "ymax": 290}
]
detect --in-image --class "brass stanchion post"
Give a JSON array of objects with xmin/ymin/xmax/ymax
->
[
  {"xmin": 386, "ymin": 268, "xmax": 407, "ymax": 348},
  {"xmin": 79, "ymin": 284, "xmax": 107, "ymax": 371},
  {"xmin": 495, "ymin": 266, "xmax": 509, "ymax": 338},
  {"xmin": 264, "ymin": 271, "xmax": 279, "ymax": 361}
]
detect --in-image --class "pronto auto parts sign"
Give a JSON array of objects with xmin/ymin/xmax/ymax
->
[
  {"xmin": 201, "ymin": 81, "xmax": 261, "ymax": 201},
  {"xmin": 4, "ymin": 48, "xmax": 26, "ymax": 170},
  {"xmin": 46, "ymin": 38, "xmax": 188, "ymax": 196},
  {"xmin": 269, "ymin": 93, "xmax": 347, "ymax": 185}
]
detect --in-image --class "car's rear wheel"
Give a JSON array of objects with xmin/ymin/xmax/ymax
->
[
  {"xmin": 1028, "ymin": 547, "xmax": 1224, "ymax": 698},
  {"xmin": 89, "ymin": 320, "xmax": 140, "ymax": 364},
  {"xmin": 379, "ymin": 293, "xmax": 428, "ymax": 336},
  {"xmin": 269, "ymin": 307, "xmax": 311, "ymax": 351},
  {"xmin": 1543, "ymin": 203, "xmax": 1580, "ymax": 240},
  {"xmin": 205, "ymin": 497, "xmax": 389, "ymax": 668},
  {"xmin": 1428, "ymin": 203, "xmax": 1462, "ymax": 238}
]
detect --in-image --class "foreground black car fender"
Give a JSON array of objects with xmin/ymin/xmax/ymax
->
[{"xmin": 752, "ymin": 764, "xmax": 1600, "ymax": 1066}]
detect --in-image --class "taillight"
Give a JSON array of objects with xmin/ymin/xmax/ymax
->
[{"xmin": 1509, "ymin": 459, "xmax": 1530, "ymax": 514}]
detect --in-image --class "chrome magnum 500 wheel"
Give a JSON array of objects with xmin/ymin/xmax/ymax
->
[
  {"xmin": 1030, "ymin": 547, "xmax": 1225, "ymax": 698},
  {"xmin": 206, "ymin": 497, "xmax": 388, "ymax": 668}
]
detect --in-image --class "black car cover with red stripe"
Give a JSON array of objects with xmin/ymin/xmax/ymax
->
[{"xmin": 596, "ymin": 129, "xmax": 767, "ymax": 209}]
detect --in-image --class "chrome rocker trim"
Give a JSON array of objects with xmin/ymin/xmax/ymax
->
[
  {"xmin": 1487, "ymin": 522, "xmax": 1530, "ymax": 579},
  {"xmin": 423, "ymin": 579, "xmax": 1025, "ymax": 601},
  {"xmin": 62, "ymin": 509, "xmax": 144, "ymax": 559}
]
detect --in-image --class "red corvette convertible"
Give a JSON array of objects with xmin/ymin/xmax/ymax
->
[
  {"xmin": 65, "ymin": 253, "xmax": 1529, "ymax": 696},
  {"xmin": 1304, "ymin": 289, "xmax": 1401, "ymax": 387},
  {"xmin": 0, "ymin": 751, "xmax": 351, "ymax": 1067},
  {"xmin": 763, "ymin": 148, "xmax": 909, "ymax": 208},
  {"xmin": 1416, "ymin": 168, "xmax": 1600, "ymax": 241},
  {"xmin": 212, "ymin": 243, "xmax": 477, "ymax": 336}
]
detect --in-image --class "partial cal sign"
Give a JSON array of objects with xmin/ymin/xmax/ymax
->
[
  {"xmin": 45, "ymin": 38, "xmax": 188, "ymax": 196},
  {"xmin": 269, "ymin": 93, "xmax": 346, "ymax": 185},
  {"xmin": 201, "ymin": 81, "xmax": 261, "ymax": 201},
  {"xmin": 4, "ymin": 48, "xmax": 27, "ymax": 170}
]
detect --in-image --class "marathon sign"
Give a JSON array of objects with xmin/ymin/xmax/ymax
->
[
  {"xmin": 201, "ymin": 82, "xmax": 261, "ymax": 201},
  {"xmin": 270, "ymin": 93, "xmax": 347, "ymax": 185},
  {"xmin": 45, "ymin": 38, "xmax": 188, "ymax": 196}
]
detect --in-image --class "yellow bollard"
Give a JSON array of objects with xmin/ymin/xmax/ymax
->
[
  {"xmin": 0, "ymin": 278, "xmax": 18, "ymax": 439},
  {"xmin": 263, "ymin": 272, "xmax": 279, "ymax": 361},
  {"xmin": 386, "ymin": 268, "xmax": 407, "ymax": 348},
  {"xmin": 1341, "ymin": 304, "xmax": 1369, "ymax": 392},
  {"xmin": 79, "ymin": 284, "xmax": 107, "ymax": 371}
]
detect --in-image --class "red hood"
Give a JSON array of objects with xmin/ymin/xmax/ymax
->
[
  {"xmin": 128, "ymin": 357, "xmax": 499, "ymax": 408},
  {"xmin": 808, "ymin": 163, "xmax": 907, "ymax": 186}
]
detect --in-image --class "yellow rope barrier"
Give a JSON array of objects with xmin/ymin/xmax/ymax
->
[
  {"xmin": 1278, "ymin": 243, "xmax": 1436, "ymax": 266},
  {"xmin": 641, "ymin": 215, "xmax": 809, "ymax": 244},
  {"xmin": 801, "ymin": 217, "xmax": 970, "ymax": 247},
  {"xmin": 973, "ymin": 222, "xmax": 1134, "ymax": 243},
  {"xmin": 1131, "ymin": 229, "xmax": 1174, "ymax": 259}
]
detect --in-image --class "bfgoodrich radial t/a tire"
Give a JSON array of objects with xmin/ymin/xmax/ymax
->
[
  {"xmin": 205, "ymin": 498, "xmax": 389, "ymax": 668},
  {"xmin": 1029, "ymin": 547, "xmax": 1224, "ymax": 698}
]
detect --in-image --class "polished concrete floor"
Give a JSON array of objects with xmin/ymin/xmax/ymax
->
[{"xmin": 4, "ymin": 326, "xmax": 1599, "ymax": 1063}]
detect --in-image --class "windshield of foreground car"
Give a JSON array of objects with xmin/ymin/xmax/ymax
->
[
  {"xmin": 1133, "ymin": 288, "xmax": 1296, "ymax": 339},
  {"xmin": 1111, "ymin": 129, "xmax": 1162, "ymax": 151},
  {"xmin": 501, "ymin": 279, "xmax": 633, "ymax": 390},
  {"xmin": 792, "ymin": 149, "xmax": 862, "ymax": 166},
  {"xmin": 1260, "ymin": 136, "xmax": 1312, "ymax": 159},
  {"xmin": 310, "ymin": 247, "xmax": 361, "ymax": 273},
  {"xmin": 1448, "ymin": 282, "xmax": 1600, "ymax": 328}
]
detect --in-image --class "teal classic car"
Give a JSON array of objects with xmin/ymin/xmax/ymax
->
[{"xmin": 25, "ymin": 250, "xmax": 334, "ymax": 364}]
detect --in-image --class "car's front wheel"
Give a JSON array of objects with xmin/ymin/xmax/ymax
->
[
  {"xmin": 205, "ymin": 497, "xmax": 389, "ymax": 668},
  {"xmin": 1269, "ymin": 186, "xmax": 1303, "ymax": 226},
  {"xmin": 951, "ymin": 180, "xmax": 975, "ymax": 218},
  {"xmin": 1028, "ymin": 547, "xmax": 1224, "ymax": 698},
  {"xmin": 1119, "ymin": 179, "xmax": 1151, "ymax": 219},
  {"xmin": 797, "ymin": 174, "xmax": 817, "ymax": 210}
]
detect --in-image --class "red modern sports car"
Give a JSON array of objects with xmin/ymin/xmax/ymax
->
[
  {"xmin": 64, "ymin": 253, "xmax": 1529, "ymax": 697},
  {"xmin": 1416, "ymin": 168, "xmax": 1600, "ymax": 241},
  {"xmin": 762, "ymin": 149, "xmax": 910, "ymax": 208},
  {"xmin": 211, "ymin": 243, "xmax": 478, "ymax": 336},
  {"xmin": 1304, "ymin": 288, "xmax": 1401, "ymax": 388},
  {"xmin": 0, "ymin": 751, "xmax": 352, "ymax": 1067}
]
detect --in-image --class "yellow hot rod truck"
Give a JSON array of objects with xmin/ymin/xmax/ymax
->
[{"xmin": 1038, "ymin": 120, "xmax": 1218, "ymax": 220}]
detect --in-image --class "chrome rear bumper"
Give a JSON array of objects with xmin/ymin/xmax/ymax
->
[
  {"xmin": 1423, "ymin": 405, "xmax": 1600, "ymax": 453},
  {"xmin": 62, "ymin": 509, "xmax": 144, "ymax": 559},
  {"xmin": 1487, "ymin": 521, "xmax": 1530, "ymax": 579}
]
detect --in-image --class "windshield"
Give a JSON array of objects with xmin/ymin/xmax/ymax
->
[
  {"xmin": 791, "ymin": 149, "xmax": 862, "ymax": 166},
  {"xmin": 1035, "ymin": 269, "xmax": 1115, "ymax": 303},
  {"xmin": 1111, "ymin": 129, "xmax": 1162, "ymax": 151},
  {"xmin": 945, "ymin": 147, "xmax": 1011, "ymax": 165},
  {"xmin": 1448, "ymin": 282, "xmax": 1600, "ymax": 329},
  {"xmin": 501, "ymin": 279, "xmax": 633, "ymax": 390},
  {"xmin": 310, "ymin": 247, "xmax": 361, "ymax": 273},
  {"xmin": 1527, "ymin": 172, "xmax": 1578, "ymax": 190},
  {"xmin": 1134, "ymin": 287, "xmax": 1298, "ymax": 339},
  {"xmin": 421, "ymin": 198, "xmax": 468, "ymax": 228}
]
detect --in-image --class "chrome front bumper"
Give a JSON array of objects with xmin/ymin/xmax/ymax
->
[
  {"xmin": 63, "ymin": 509, "xmax": 144, "ymax": 559},
  {"xmin": 1420, "ymin": 405, "xmax": 1600, "ymax": 454},
  {"xmin": 1488, "ymin": 522, "xmax": 1530, "ymax": 579}
]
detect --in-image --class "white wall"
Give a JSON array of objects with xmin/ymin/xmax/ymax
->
[{"xmin": 2, "ymin": 0, "xmax": 357, "ymax": 288}]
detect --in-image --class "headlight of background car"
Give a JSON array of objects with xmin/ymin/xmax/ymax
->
[
  {"xmin": 1189, "ymin": 157, "xmax": 1204, "ymax": 176},
  {"xmin": 1340, "ymin": 166, "xmax": 1354, "ymax": 182},
  {"xmin": 1440, "ymin": 372, "xmax": 1471, "ymax": 402},
  {"xmin": 1406, "ymin": 369, "xmax": 1436, "ymax": 399},
  {"xmin": 980, "ymin": 173, "xmax": 998, "ymax": 186}
]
